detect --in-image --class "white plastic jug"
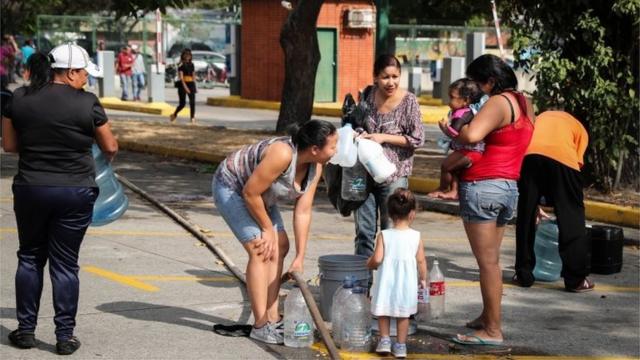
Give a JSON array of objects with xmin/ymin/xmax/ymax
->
[
  {"xmin": 356, "ymin": 138, "xmax": 396, "ymax": 183},
  {"xmin": 329, "ymin": 124, "xmax": 357, "ymax": 167}
]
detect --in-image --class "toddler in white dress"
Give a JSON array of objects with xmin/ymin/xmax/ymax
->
[{"xmin": 367, "ymin": 188, "xmax": 428, "ymax": 358}]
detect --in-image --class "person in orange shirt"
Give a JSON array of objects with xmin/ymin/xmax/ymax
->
[{"xmin": 514, "ymin": 110, "xmax": 593, "ymax": 292}]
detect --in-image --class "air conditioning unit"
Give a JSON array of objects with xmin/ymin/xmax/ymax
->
[{"xmin": 347, "ymin": 9, "xmax": 375, "ymax": 29}]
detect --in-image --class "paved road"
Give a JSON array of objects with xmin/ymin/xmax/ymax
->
[{"xmin": 1, "ymin": 150, "xmax": 638, "ymax": 359}]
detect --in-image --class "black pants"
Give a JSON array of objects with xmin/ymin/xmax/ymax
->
[
  {"xmin": 12, "ymin": 185, "xmax": 97, "ymax": 341},
  {"xmin": 174, "ymin": 84, "xmax": 196, "ymax": 119},
  {"xmin": 515, "ymin": 154, "xmax": 590, "ymax": 288}
]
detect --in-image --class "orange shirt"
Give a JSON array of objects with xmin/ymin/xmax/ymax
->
[{"xmin": 526, "ymin": 111, "xmax": 588, "ymax": 171}]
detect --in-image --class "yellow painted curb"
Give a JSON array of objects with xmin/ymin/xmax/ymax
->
[
  {"xmin": 99, "ymin": 97, "xmax": 191, "ymax": 117},
  {"xmin": 584, "ymin": 200, "xmax": 639, "ymax": 228},
  {"xmin": 418, "ymin": 95, "xmax": 444, "ymax": 106},
  {"xmin": 116, "ymin": 139, "xmax": 640, "ymax": 229},
  {"xmin": 206, "ymin": 96, "xmax": 448, "ymax": 124}
]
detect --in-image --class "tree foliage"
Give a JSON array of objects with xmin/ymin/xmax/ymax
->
[
  {"xmin": 1, "ymin": 0, "xmax": 191, "ymax": 35},
  {"xmin": 387, "ymin": 0, "xmax": 492, "ymax": 25},
  {"xmin": 502, "ymin": 0, "xmax": 639, "ymax": 191}
]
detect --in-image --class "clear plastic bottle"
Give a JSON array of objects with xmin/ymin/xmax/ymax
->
[
  {"xmin": 415, "ymin": 284, "xmax": 430, "ymax": 324},
  {"xmin": 340, "ymin": 286, "xmax": 371, "ymax": 351},
  {"xmin": 331, "ymin": 276, "xmax": 356, "ymax": 347},
  {"xmin": 429, "ymin": 258, "xmax": 445, "ymax": 319},
  {"xmin": 284, "ymin": 285, "xmax": 314, "ymax": 348},
  {"xmin": 92, "ymin": 143, "xmax": 129, "ymax": 226},
  {"xmin": 533, "ymin": 220, "xmax": 562, "ymax": 282},
  {"xmin": 329, "ymin": 123, "xmax": 357, "ymax": 167}
]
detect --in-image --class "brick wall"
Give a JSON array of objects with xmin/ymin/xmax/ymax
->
[{"xmin": 241, "ymin": 0, "xmax": 375, "ymax": 102}]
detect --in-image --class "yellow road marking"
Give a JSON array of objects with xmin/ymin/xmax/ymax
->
[
  {"xmin": 311, "ymin": 343, "xmax": 638, "ymax": 360},
  {"xmin": 130, "ymin": 275, "xmax": 237, "ymax": 282},
  {"xmin": 82, "ymin": 266, "xmax": 159, "ymax": 292}
]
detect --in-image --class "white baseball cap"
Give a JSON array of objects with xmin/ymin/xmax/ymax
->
[{"xmin": 49, "ymin": 43, "xmax": 100, "ymax": 77}]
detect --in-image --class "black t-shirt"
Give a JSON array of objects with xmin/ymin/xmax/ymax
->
[
  {"xmin": 178, "ymin": 62, "xmax": 195, "ymax": 81},
  {"xmin": 5, "ymin": 83, "xmax": 108, "ymax": 187}
]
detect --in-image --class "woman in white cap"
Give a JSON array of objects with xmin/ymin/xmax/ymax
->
[{"xmin": 1, "ymin": 44, "xmax": 118, "ymax": 355}]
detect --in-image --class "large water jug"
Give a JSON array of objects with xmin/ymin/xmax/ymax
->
[
  {"xmin": 340, "ymin": 287, "xmax": 371, "ymax": 352},
  {"xmin": 341, "ymin": 161, "xmax": 368, "ymax": 201},
  {"xmin": 92, "ymin": 144, "xmax": 129, "ymax": 226},
  {"xmin": 356, "ymin": 138, "xmax": 396, "ymax": 183},
  {"xmin": 533, "ymin": 220, "xmax": 562, "ymax": 282},
  {"xmin": 331, "ymin": 276, "xmax": 355, "ymax": 347},
  {"xmin": 284, "ymin": 285, "xmax": 314, "ymax": 348},
  {"xmin": 329, "ymin": 124, "xmax": 357, "ymax": 167}
]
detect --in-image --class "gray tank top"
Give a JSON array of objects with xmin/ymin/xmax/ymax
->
[{"xmin": 214, "ymin": 137, "xmax": 316, "ymax": 206}]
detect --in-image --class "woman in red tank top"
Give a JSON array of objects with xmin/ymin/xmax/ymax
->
[{"xmin": 442, "ymin": 55, "xmax": 534, "ymax": 346}]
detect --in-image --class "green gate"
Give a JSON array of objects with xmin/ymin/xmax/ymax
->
[{"xmin": 314, "ymin": 28, "xmax": 337, "ymax": 103}]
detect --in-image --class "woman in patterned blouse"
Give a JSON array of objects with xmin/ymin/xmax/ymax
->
[{"xmin": 354, "ymin": 54, "xmax": 425, "ymax": 258}]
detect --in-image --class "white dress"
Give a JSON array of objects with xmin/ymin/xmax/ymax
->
[{"xmin": 370, "ymin": 228, "xmax": 420, "ymax": 317}]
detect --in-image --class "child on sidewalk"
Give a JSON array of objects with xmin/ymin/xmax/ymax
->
[
  {"xmin": 367, "ymin": 188, "xmax": 428, "ymax": 358},
  {"xmin": 429, "ymin": 78, "xmax": 486, "ymax": 200}
]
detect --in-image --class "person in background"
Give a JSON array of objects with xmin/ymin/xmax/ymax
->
[
  {"xmin": 19, "ymin": 39, "xmax": 35, "ymax": 78},
  {"xmin": 367, "ymin": 188, "xmax": 427, "ymax": 358},
  {"xmin": 115, "ymin": 45, "xmax": 133, "ymax": 101},
  {"xmin": 169, "ymin": 48, "xmax": 196, "ymax": 124},
  {"xmin": 354, "ymin": 54, "xmax": 425, "ymax": 258},
  {"xmin": 212, "ymin": 120, "xmax": 337, "ymax": 344},
  {"xmin": 2, "ymin": 44, "xmax": 118, "ymax": 355},
  {"xmin": 131, "ymin": 45, "xmax": 146, "ymax": 101},
  {"xmin": 88, "ymin": 40, "xmax": 105, "ymax": 89},
  {"xmin": 514, "ymin": 110, "xmax": 593, "ymax": 292},
  {"xmin": 1, "ymin": 35, "xmax": 19, "ymax": 84},
  {"xmin": 441, "ymin": 54, "xmax": 534, "ymax": 346}
]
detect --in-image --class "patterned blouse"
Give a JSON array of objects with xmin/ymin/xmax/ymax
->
[{"xmin": 364, "ymin": 88, "xmax": 425, "ymax": 183}]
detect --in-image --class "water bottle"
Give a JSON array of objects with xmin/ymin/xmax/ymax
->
[
  {"xmin": 331, "ymin": 276, "xmax": 356, "ymax": 346},
  {"xmin": 329, "ymin": 124, "xmax": 357, "ymax": 167},
  {"xmin": 429, "ymin": 258, "xmax": 445, "ymax": 319},
  {"xmin": 532, "ymin": 220, "xmax": 562, "ymax": 282},
  {"xmin": 356, "ymin": 138, "xmax": 396, "ymax": 183},
  {"xmin": 341, "ymin": 161, "xmax": 368, "ymax": 201},
  {"xmin": 415, "ymin": 282, "xmax": 430, "ymax": 324},
  {"xmin": 340, "ymin": 287, "xmax": 371, "ymax": 351},
  {"xmin": 91, "ymin": 143, "xmax": 129, "ymax": 226},
  {"xmin": 284, "ymin": 285, "xmax": 314, "ymax": 348}
]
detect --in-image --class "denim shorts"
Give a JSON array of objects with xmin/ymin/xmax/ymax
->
[
  {"xmin": 458, "ymin": 179, "xmax": 519, "ymax": 226},
  {"xmin": 212, "ymin": 178, "xmax": 285, "ymax": 243}
]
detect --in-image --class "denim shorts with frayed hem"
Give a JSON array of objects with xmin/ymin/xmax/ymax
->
[
  {"xmin": 212, "ymin": 179, "xmax": 285, "ymax": 243},
  {"xmin": 458, "ymin": 179, "xmax": 518, "ymax": 226}
]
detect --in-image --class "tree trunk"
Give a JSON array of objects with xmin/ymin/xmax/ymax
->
[{"xmin": 276, "ymin": 0, "xmax": 325, "ymax": 133}]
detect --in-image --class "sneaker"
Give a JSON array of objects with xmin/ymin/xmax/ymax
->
[
  {"xmin": 249, "ymin": 323, "xmax": 284, "ymax": 345},
  {"xmin": 169, "ymin": 114, "xmax": 177, "ymax": 123},
  {"xmin": 273, "ymin": 318, "xmax": 284, "ymax": 335},
  {"xmin": 8, "ymin": 329, "xmax": 36, "ymax": 349},
  {"xmin": 391, "ymin": 342, "xmax": 407, "ymax": 358},
  {"xmin": 566, "ymin": 277, "xmax": 595, "ymax": 293},
  {"xmin": 56, "ymin": 336, "xmax": 81, "ymax": 355},
  {"xmin": 375, "ymin": 336, "xmax": 392, "ymax": 354}
]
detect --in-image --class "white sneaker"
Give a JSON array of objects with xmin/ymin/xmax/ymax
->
[
  {"xmin": 273, "ymin": 319, "xmax": 284, "ymax": 335},
  {"xmin": 375, "ymin": 336, "xmax": 392, "ymax": 353},
  {"xmin": 250, "ymin": 323, "xmax": 284, "ymax": 345},
  {"xmin": 392, "ymin": 342, "xmax": 407, "ymax": 358}
]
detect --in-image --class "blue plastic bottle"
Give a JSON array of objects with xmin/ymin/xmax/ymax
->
[
  {"xmin": 532, "ymin": 220, "xmax": 562, "ymax": 282},
  {"xmin": 91, "ymin": 144, "xmax": 128, "ymax": 226}
]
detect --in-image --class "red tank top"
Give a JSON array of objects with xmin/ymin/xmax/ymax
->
[{"xmin": 460, "ymin": 92, "xmax": 533, "ymax": 182}]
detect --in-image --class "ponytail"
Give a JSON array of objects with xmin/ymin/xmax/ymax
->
[
  {"xmin": 387, "ymin": 188, "xmax": 417, "ymax": 221},
  {"xmin": 25, "ymin": 52, "xmax": 52, "ymax": 94},
  {"xmin": 288, "ymin": 119, "xmax": 337, "ymax": 151}
]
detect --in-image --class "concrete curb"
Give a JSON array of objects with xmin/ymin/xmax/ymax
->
[
  {"xmin": 100, "ymin": 97, "xmax": 191, "ymax": 117},
  {"xmin": 117, "ymin": 139, "xmax": 640, "ymax": 231},
  {"xmin": 206, "ymin": 96, "xmax": 449, "ymax": 124}
]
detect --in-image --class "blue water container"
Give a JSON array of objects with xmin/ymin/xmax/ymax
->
[
  {"xmin": 91, "ymin": 144, "xmax": 128, "ymax": 226},
  {"xmin": 532, "ymin": 220, "xmax": 562, "ymax": 282}
]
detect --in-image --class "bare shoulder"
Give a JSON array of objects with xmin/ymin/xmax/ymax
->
[{"xmin": 264, "ymin": 141, "xmax": 293, "ymax": 163}]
